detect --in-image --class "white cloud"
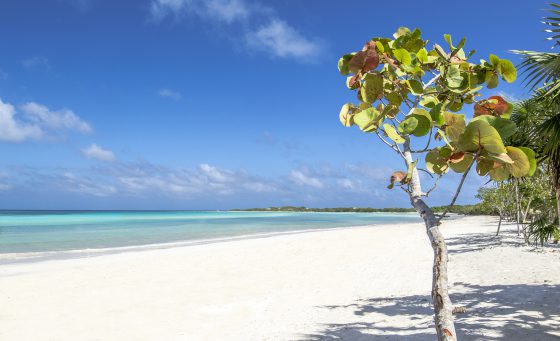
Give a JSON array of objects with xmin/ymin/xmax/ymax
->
[
  {"xmin": 21, "ymin": 56, "xmax": 51, "ymax": 72},
  {"xmin": 21, "ymin": 102, "xmax": 92, "ymax": 134},
  {"xmin": 0, "ymin": 99, "xmax": 43, "ymax": 142},
  {"xmin": 496, "ymin": 91, "xmax": 522, "ymax": 103},
  {"xmin": 289, "ymin": 170, "xmax": 324, "ymax": 189},
  {"xmin": 0, "ymin": 98, "xmax": 91, "ymax": 143},
  {"xmin": 150, "ymin": 0, "xmax": 250, "ymax": 23},
  {"xmin": 158, "ymin": 88, "xmax": 182, "ymax": 101},
  {"xmin": 338, "ymin": 178, "xmax": 356, "ymax": 191},
  {"xmin": 81, "ymin": 144, "xmax": 117, "ymax": 162},
  {"xmin": 199, "ymin": 163, "xmax": 234, "ymax": 182},
  {"xmin": 205, "ymin": 0, "xmax": 250, "ymax": 23},
  {"xmin": 246, "ymin": 20, "xmax": 320, "ymax": 59},
  {"xmin": 149, "ymin": 0, "xmax": 322, "ymax": 60},
  {"xmin": 1, "ymin": 162, "xmax": 417, "ymax": 207},
  {"xmin": 63, "ymin": 171, "xmax": 117, "ymax": 196}
]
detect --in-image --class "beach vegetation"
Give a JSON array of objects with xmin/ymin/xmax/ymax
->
[{"xmin": 337, "ymin": 27, "xmax": 534, "ymax": 340}]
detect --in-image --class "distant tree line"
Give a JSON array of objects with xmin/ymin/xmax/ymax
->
[{"xmin": 231, "ymin": 205, "xmax": 485, "ymax": 214}]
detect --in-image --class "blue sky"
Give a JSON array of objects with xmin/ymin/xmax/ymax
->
[{"xmin": 0, "ymin": 0, "xmax": 552, "ymax": 209}]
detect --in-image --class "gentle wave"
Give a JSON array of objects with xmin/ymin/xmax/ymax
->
[{"xmin": 0, "ymin": 211, "xmax": 422, "ymax": 257}]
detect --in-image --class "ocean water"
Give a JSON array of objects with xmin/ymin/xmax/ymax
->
[{"xmin": 0, "ymin": 210, "xmax": 421, "ymax": 256}]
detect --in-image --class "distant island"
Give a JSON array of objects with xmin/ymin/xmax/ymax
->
[{"xmin": 231, "ymin": 204, "xmax": 485, "ymax": 215}]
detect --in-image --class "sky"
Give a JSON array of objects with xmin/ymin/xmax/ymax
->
[{"xmin": 0, "ymin": 0, "xmax": 552, "ymax": 210}]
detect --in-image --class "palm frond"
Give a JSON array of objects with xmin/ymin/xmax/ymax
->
[
  {"xmin": 511, "ymin": 50, "xmax": 560, "ymax": 90},
  {"xmin": 543, "ymin": 3, "xmax": 560, "ymax": 47},
  {"xmin": 540, "ymin": 113, "xmax": 560, "ymax": 162}
]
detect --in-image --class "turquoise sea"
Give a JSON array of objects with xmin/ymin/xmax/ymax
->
[{"xmin": 0, "ymin": 210, "xmax": 421, "ymax": 257}]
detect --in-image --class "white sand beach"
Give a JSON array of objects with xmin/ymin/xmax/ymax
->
[{"xmin": 1, "ymin": 215, "xmax": 559, "ymax": 340}]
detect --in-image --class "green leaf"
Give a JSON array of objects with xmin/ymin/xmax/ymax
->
[
  {"xmin": 489, "ymin": 54, "xmax": 500, "ymax": 67},
  {"xmin": 489, "ymin": 165, "xmax": 509, "ymax": 181},
  {"xmin": 406, "ymin": 79, "xmax": 423, "ymax": 95},
  {"xmin": 476, "ymin": 158, "xmax": 494, "ymax": 176},
  {"xmin": 443, "ymin": 112, "xmax": 466, "ymax": 141},
  {"xmin": 485, "ymin": 70, "xmax": 499, "ymax": 89},
  {"xmin": 393, "ymin": 48, "xmax": 412, "ymax": 66},
  {"xmin": 485, "ymin": 152, "xmax": 514, "ymax": 164},
  {"xmin": 338, "ymin": 54, "xmax": 354, "ymax": 75},
  {"xmin": 457, "ymin": 120, "xmax": 506, "ymax": 154},
  {"xmin": 448, "ymin": 100, "xmax": 464, "ymax": 112},
  {"xmin": 360, "ymin": 73, "xmax": 384, "ymax": 103},
  {"xmin": 499, "ymin": 59, "xmax": 517, "ymax": 83},
  {"xmin": 445, "ymin": 65, "xmax": 464, "ymax": 88},
  {"xmin": 444, "ymin": 34, "xmax": 453, "ymax": 50},
  {"xmin": 375, "ymin": 41, "xmax": 385, "ymax": 53},
  {"xmin": 386, "ymin": 91, "xmax": 403, "ymax": 106},
  {"xmin": 393, "ymin": 27, "xmax": 411, "ymax": 39},
  {"xmin": 471, "ymin": 115, "xmax": 517, "ymax": 139},
  {"xmin": 359, "ymin": 102, "xmax": 372, "ymax": 110},
  {"xmin": 517, "ymin": 147, "xmax": 536, "ymax": 177},
  {"xmin": 398, "ymin": 116, "xmax": 419, "ymax": 134},
  {"xmin": 436, "ymin": 128, "xmax": 454, "ymax": 149},
  {"xmin": 468, "ymin": 72, "xmax": 479, "ymax": 89},
  {"xmin": 339, "ymin": 103, "xmax": 357, "ymax": 127},
  {"xmin": 405, "ymin": 161, "xmax": 416, "ymax": 183},
  {"xmin": 382, "ymin": 104, "xmax": 399, "ymax": 118},
  {"xmin": 384, "ymin": 124, "xmax": 405, "ymax": 144},
  {"xmin": 449, "ymin": 154, "xmax": 473, "ymax": 173},
  {"xmin": 353, "ymin": 107, "xmax": 380, "ymax": 132},
  {"xmin": 420, "ymin": 95, "xmax": 439, "ymax": 108},
  {"xmin": 410, "ymin": 108, "xmax": 431, "ymax": 137},
  {"xmin": 455, "ymin": 37, "xmax": 466, "ymax": 52},
  {"xmin": 416, "ymin": 48, "xmax": 428, "ymax": 63},
  {"xmin": 425, "ymin": 148, "xmax": 449, "ymax": 174},
  {"xmin": 429, "ymin": 103, "xmax": 445, "ymax": 126},
  {"xmin": 504, "ymin": 146, "xmax": 530, "ymax": 178}
]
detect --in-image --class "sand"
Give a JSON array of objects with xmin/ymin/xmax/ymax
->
[{"xmin": 1, "ymin": 215, "xmax": 559, "ymax": 340}]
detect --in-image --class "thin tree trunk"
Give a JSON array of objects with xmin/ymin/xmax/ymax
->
[
  {"xmin": 554, "ymin": 165, "xmax": 560, "ymax": 231},
  {"xmin": 515, "ymin": 180, "xmax": 520, "ymax": 236},
  {"xmin": 496, "ymin": 212, "xmax": 503, "ymax": 236},
  {"xmin": 404, "ymin": 139, "xmax": 456, "ymax": 341},
  {"xmin": 522, "ymin": 198, "xmax": 532, "ymax": 224}
]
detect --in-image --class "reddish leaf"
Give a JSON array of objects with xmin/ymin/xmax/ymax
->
[
  {"xmin": 347, "ymin": 41, "xmax": 379, "ymax": 74},
  {"xmin": 474, "ymin": 96, "xmax": 510, "ymax": 117},
  {"xmin": 388, "ymin": 171, "xmax": 407, "ymax": 189},
  {"xmin": 443, "ymin": 328, "xmax": 453, "ymax": 337},
  {"xmin": 348, "ymin": 74, "xmax": 360, "ymax": 88},
  {"xmin": 448, "ymin": 151, "xmax": 465, "ymax": 163},
  {"xmin": 361, "ymin": 41, "xmax": 380, "ymax": 73},
  {"xmin": 348, "ymin": 52, "xmax": 366, "ymax": 74}
]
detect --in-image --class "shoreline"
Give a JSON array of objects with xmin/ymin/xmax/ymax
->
[
  {"xmin": 0, "ymin": 211, "xmax": 424, "ymax": 262},
  {"xmin": 1, "ymin": 215, "xmax": 558, "ymax": 340},
  {"xmin": 0, "ymin": 222, "xmax": 419, "ymax": 265}
]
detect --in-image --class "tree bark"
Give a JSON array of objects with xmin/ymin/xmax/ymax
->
[
  {"xmin": 496, "ymin": 213, "xmax": 503, "ymax": 236},
  {"xmin": 404, "ymin": 139, "xmax": 457, "ymax": 341},
  {"xmin": 554, "ymin": 165, "xmax": 560, "ymax": 231},
  {"xmin": 515, "ymin": 180, "xmax": 520, "ymax": 236},
  {"xmin": 522, "ymin": 198, "xmax": 532, "ymax": 224}
]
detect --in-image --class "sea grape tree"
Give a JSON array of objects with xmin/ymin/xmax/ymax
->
[{"xmin": 337, "ymin": 27, "xmax": 535, "ymax": 340}]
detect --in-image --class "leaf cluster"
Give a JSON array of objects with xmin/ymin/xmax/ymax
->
[{"xmin": 338, "ymin": 27, "xmax": 535, "ymax": 188}]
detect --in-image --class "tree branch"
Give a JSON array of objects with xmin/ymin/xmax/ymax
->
[
  {"xmin": 424, "ymin": 174, "xmax": 443, "ymax": 197},
  {"xmin": 436, "ymin": 157, "xmax": 476, "ymax": 223}
]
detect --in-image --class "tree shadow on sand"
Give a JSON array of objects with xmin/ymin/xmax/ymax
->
[
  {"xmin": 302, "ymin": 283, "xmax": 560, "ymax": 340},
  {"xmin": 445, "ymin": 231, "xmax": 523, "ymax": 254}
]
